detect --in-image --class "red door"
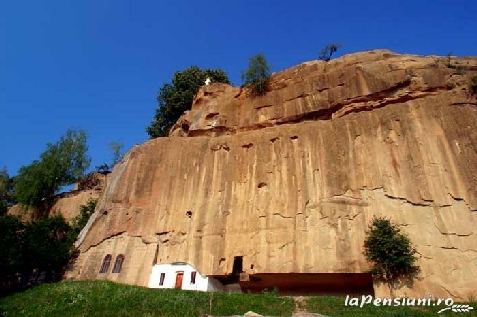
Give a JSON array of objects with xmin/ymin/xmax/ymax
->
[{"xmin": 175, "ymin": 272, "xmax": 184, "ymax": 289}]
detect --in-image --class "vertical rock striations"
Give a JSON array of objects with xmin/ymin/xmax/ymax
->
[{"xmin": 70, "ymin": 50, "xmax": 477, "ymax": 299}]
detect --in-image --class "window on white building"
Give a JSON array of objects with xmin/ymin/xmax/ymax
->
[
  {"xmin": 159, "ymin": 273, "xmax": 165, "ymax": 286},
  {"xmin": 190, "ymin": 271, "xmax": 197, "ymax": 284}
]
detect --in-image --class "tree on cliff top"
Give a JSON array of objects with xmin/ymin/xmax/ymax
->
[
  {"xmin": 242, "ymin": 53, "xmax": 271, "ymax": 96},
  {"xmin": 13, "ymin": 130, "xmax": 91, "ymax": 217},
  {"xmin": 363, "ymin": 217, "xmax": 419, "ymax": 297},
  {"xmin": 318, "ymin": 44, "xmax": 341, "ymax": 62},
  {"xmin": 147, "ymin": 67, "xmax": 230, "ymax": 138}
]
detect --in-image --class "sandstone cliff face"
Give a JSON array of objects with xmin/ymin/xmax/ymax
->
[{"xmin": 71, "ymin": 50, "xmax": 477, "ymax": 299}]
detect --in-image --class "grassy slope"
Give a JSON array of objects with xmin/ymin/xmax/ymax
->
[{"xmin": 0, "ymin": 281, "xmax": 475, "ymax": 317}]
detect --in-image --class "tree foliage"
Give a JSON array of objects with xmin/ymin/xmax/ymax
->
[
  {"xmin": 110, "ymin": 141, "xmax": 124, "ymax": 165},
  {"xmin": 147, "ymin": 67, "xmax": 230, "ymax": 138},
  {"xmin": 23, "ymin": 215, "xmax": 74, "ymax": 282},
  {"xmin": 242, "ymin": 53, "xmax": 271, "ymax": 96},
  {"xmin": 363, "ymin": 217, "xmax": 419, "ymax": 296},
  {"xmin": 318, "ymin": 44, "xmax": 341, "ymax": 62},
  {"xmin": 0, "ymin": 168, "xmax": 15, "ymax": 215},
  {"xmin": 13, "ymin": 130, "xmax": 90, "ymax": 215},
  {"xmin": 0, "ymin": 214, "xmax": 77, "ymax": 296},
  {"xmin": 95, "ymin": 141, "xmax": 124, "ymax": 172},
  {"xmin": 0, "ymin": 215, "xmax": 25, "ymax": 294}
]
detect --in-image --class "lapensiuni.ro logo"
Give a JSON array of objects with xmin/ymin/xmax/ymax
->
[{"xmin": 344, "ymin": 295, "xmax": 474, "ymax": 314}]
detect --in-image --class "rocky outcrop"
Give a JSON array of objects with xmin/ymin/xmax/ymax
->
[{"xmin": 70, "ymin": 50, "xmax": 477, "ymax": 300}]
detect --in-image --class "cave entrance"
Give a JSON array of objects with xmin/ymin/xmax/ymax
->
[{"xmin": 232, "ymin": 256, "xmax": 243, "ymax": 276}]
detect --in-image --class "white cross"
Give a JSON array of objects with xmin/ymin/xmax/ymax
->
[{"xmin": 205, "ymin": 77, "xmax": 211, "ymax": 85}]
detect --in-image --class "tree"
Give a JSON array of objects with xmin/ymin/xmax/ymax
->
[
  {"xmin": 363, "ymin": 217, "xmax": 419, "ymax": 297},
  {"xmin": 13, "ymin": 130, "xmax": 91, "ymax": 215},
  {"xmin": 0, "ymin": 168, "xmax": 15, "ymax": 215},
  {"xmin": 23, "ymin": 215, "xmax": 75, "ymax": 283},
  {"xmin": 318, "ymin": 44, "xmax": 341, "ymax": 62},
  {"xmin": 0, "ymin": 215, "xmax": 25, "ymax": 295},
  {"xmin": 242, "ymin": 53, "xmax": 271, "ymax": 96},
  {"xmin": 110, "ymin": 141, "xmax": 124, "ymax": 166},
  {"xmin": 147, "ymin": 67, "xmax": 230, "ymax": 138}
]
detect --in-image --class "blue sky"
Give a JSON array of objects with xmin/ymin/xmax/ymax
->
[{"xmin": 1, "ymin": 0, "xmax": 476, "ymax": 176}]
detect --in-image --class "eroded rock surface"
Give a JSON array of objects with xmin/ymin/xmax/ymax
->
[{"xmin": 70, "ymin": 50, "xmax": 477, "ymax": 300}]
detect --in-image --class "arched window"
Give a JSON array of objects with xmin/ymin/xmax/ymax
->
[
  {"xmin": 112, "ymin": 254, "xmax": 125, "ymax": 273},
  {"xmin": 99, "ymin": 254, "xmax": 112, "ymax": 273}
]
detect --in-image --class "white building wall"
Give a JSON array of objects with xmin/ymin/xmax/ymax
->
[{"xmin": 148, "ymin": 262, "xmax": 214, "ymax": 291}]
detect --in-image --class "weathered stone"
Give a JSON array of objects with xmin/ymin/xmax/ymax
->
[{"xmin": 70, "ymin": 50, "xmax": 477, "ymax": 300}]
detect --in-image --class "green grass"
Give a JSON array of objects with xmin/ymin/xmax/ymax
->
[
  {"xmin": 0, "ymin": 281, "xmax": 476, "ymax": 317},
  {"xmin": 0, "ymin": 281, "xmax": 293, "ymax": 317}
]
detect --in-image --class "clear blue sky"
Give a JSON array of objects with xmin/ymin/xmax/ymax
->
[{"xmin": 1, "ymin": 0, "xmax": 476, "ymax": 176}]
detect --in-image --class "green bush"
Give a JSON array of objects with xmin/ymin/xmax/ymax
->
[
  {"xmin": 363, "ymin": 217, "xmax": 419, "ymax": 297},
  {"xmin": 69, "ymin": 199, "xmax": 97, "ymax": 241},
  {"xmin": 242, "ymin": 53, "xmax": 271, "ymax": 96}
]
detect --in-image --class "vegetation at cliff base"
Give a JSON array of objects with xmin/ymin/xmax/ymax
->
[
  {"xmin": 242, "ymin": 53, "xmax": 271, "ymax": 96},
  {"xmin": 0, "ymin": 281, "xmax": 294, "ymax": 317},
  {"xmin": 363, "ymin": 217, "xmax": 419, "ymax": 297},
  {"xmin": 13, "ymin": 129, "xmax": 90, "ymax": 216},
  {"xmin": 0, "ymin": 214, "xmax": 74, "ymax": 297},
  {"xmin": 147, "ymin": 66, "xmax": 230, "ymax": 138},
  {"xmin": 1, "ymin": 281, "xmax": 474, "ymax": 317},
  {"xmin": 0, "ymin": 199, "xmax": 97, "ymax": 297}
]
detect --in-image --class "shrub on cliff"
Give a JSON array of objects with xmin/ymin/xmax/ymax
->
[
  {"xmin": 242, "ymin": 53, "xmax": 271, "ymax": 96},
  {"xmin": 69, "ymin": 198, "xmax": 97, "ymax": 241},
  {"xmin": 318, "ymin": 44, "xmax": 341, "ymax": 62},
  {"xmin": 13, "ymin": 130, "xmax": 90, "ymax": 217},
  {"xmin": 470, "ymin": 75, "xmax": 477, "ymax": 96},
  {"xmin": 363, "ymin": 217, "xmax": 419, "ymax": 297},
  {"xmin": 147, "ymin": 67, "xmax": 230, "ymax": 138}
]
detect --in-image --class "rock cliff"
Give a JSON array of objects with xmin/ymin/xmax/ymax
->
[{"xmin": 70, "ymin": 50, "xmax": 477, "ymax": 299}]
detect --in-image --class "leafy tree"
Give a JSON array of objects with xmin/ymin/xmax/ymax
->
[
  {"xmin": 13, "ymin": 130, "xmax": 91, "ymax": 215},
  {"xmin": 318, "ymin": 44, "xmax": 341, "ymax": 62},
  {"xmin": 110, "ymin": 141, "xmax": 124, "ymax": 165},
  {"xmin": 147, "ymin": 67, "xmax": 230, "ymax": 138},
  {"xmin": 0, "ymin": 168, "xmax": 15, "ymax": 215},
  {"xmin": 23, "ymin": 215, "xmax": 75, "ymax": 283},
  {"xmin": 242, "ymin": 53, "xmax": 271, "ymax": 96},
  {"xmin": 0, "ymin": 215, "xmax": 25, "ymax": 295},
  {"xmin": 363, "ymin": 217, "xmax": 419, "ymax": 297}
]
